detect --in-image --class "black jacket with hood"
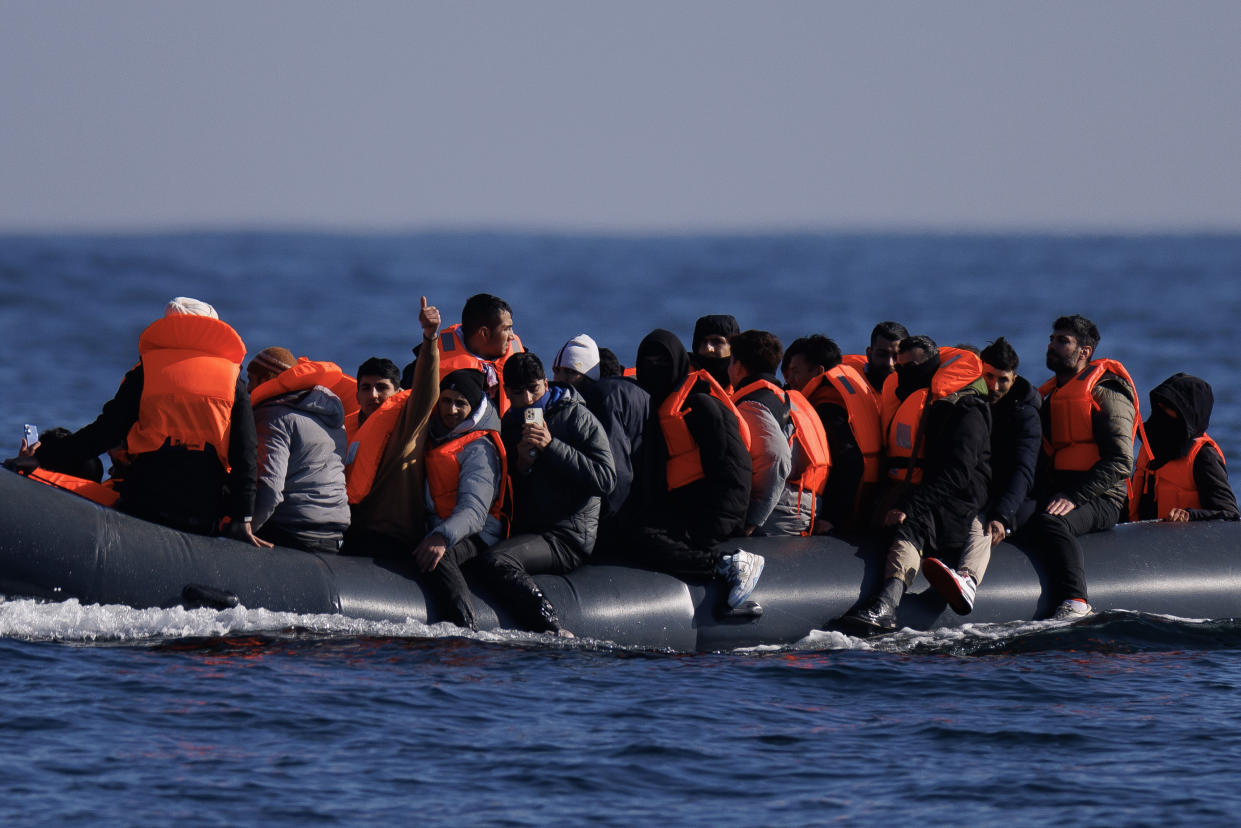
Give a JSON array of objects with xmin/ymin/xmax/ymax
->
[
  {"xmin": 890, "ymin": 355, "xmax": 992, "ymax": 551},
  {"xmin": 633, "ymin": 329, "xmax": 751, "ymax": 545},
  {"xmin": 1136, "ymin": 373, "xmax": 1238, "ymax": 521},
  {"xmin": 987, "ymin": 374, "xmax": 1041, "ymax": 531}
]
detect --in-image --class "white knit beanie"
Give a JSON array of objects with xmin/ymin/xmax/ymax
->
[
  {"xmin": 164, "ymin": 297, "xmax": 219, "ymax": 319},
  {"xmin": 554, "ymin": 333, "xmax": 600, "ymax": 381}
]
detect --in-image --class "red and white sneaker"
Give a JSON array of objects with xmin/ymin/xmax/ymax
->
[{"xmin": 922, "ymin": 557, "xmax": 977, "ymax": 615}]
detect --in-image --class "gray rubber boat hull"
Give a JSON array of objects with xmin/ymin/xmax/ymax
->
[{"xmin": 2, "ymin": 470, "xmax": 1238, "ymax": 650}]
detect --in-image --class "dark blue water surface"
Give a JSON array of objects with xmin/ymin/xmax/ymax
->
[{"xmin": 3, "ymin": 232, "xmax": 1241, "ymax": 823}]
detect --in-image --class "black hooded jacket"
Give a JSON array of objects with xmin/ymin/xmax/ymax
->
[
  {"xmin": 892, "ymin": 364, "xmax": 992, "ymax": 551},
  {"xmin": 633, "ymin": 329, "xmax": 751, "ymax": 544},
  {"xmin": 1136, "ymin": 373, "xmax": 1238, "ymax": 521},
  {"xmin": 987, "ymin": 375, "xmax": 1041, "ymax": 531}
]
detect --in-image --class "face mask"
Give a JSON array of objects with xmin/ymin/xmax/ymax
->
[
  {"xmin": 895, "ymin": 357, "xmax": 938, "ymax": 399},
  {"xmin": 1144, "ymin": 408, "xmax": 1190, "ymax": 463}
]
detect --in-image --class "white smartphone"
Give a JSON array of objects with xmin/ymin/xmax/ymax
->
[
  {"xmin": 23, "ymin": 424, "xmax": 38, "ymax": 447},
  {"xmin": 524, "ymin": 408, "xmax": 544, "ymax": 427}
]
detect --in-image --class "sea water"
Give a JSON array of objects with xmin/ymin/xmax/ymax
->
[{"xmin": 2, "ymin": 232, "xmax": 1241, "ymax": 824}]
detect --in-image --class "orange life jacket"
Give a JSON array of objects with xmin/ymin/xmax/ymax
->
[
  {"xmin": 659, "ymin": 370, "xmax": 752, "ymax": 490},
  {"xmin": 343, "ymin": 409, "xmax": 362, "ymax": 444},
  {"xmin": 436, "ymin": 323, "xmax": 525, "ymax": 416},
  {"xmin": 332, "ymin": 374, "xmax": 360, "ymax": 420},
  {"xmin": 249, "ymin": 358, "xmax": 344, "ymax": 406},
  {"xmin": 732, "ymin": 379, "xmax": 831, "ymax": 493},
  {"xmin": 1128, "ymin": 435, "xmax": 1223, "ymax": 521},
  {"xmin": 345, "ymin": 389, "xmax": 412, "ymax": 504},
  {"xmin": 801, "ymin": 362, "xmax": 883, "ymax": 483},
  {"xmin": 1038, "ymin": 359, "xmax": 1140, "ymax": 472},
  {"xmin": 733, "ymin": 378, "xmax": 831, "ymax": 532},
  {"xmin": 425, "ymin": 429, "xmax": 509, "ymax": 523},
  {"xmin": 28, "ymin": 469, "xmax": 121, "ymax": 507},
  {"xmin": 881, "ymin": 347, "xmax": 983, "ymax": 485},
  {"xmin": 125, "ymin": 315, "xmax": 245, "ymax": 469}
]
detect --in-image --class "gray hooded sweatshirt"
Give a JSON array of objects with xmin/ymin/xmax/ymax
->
[{"xmin": 253, "ymin": 385, "xmax": 351, "ymax": 537}]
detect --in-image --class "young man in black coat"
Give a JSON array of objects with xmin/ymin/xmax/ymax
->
[
  {"xmin": 477, "ymin": 352, "xmax": 616, "ymax": 635},
  {"xmin": 980, "ymin": 337, "xmax": 1042, "ymax": 544}
]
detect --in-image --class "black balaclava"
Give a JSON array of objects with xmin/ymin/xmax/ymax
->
[
  {"xmin": 895, "ymin": 353, "xmax": 941, "ymax": 401},
  {"xmin": 690, "ymin": 314, "xmax": 739, "ymax": 388},
  {"xmin": 636, "ymin": 329, "xmax": 690, "ymax": 404},
  {"xmin": 1146, "ymin": 373, "xmax": 1213, "ymax": 465}
]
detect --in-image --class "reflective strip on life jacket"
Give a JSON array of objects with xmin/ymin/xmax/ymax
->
[
  {"xmin": 437, "ymin": 323, "xmax": 525, "ymax": 417},
  {"xmin": 28, "ymin": 468, "xmax": 121, "ymax": 508},
  {"xmin": 125, "ymin": 315, "xmax": 245, "ymax": 469},
  {"xmin": 1039, "ymin": 358, "xmax": 1140, "ymax": 473},
  {"xmin": 1129, "ymin": 435, "xmax": 1223, "ymax": 521},
  {"xmin": 659, "ymin": 370, "xmax": 751, "ymax": 490},
  {"xmin": 345, "ymin": 389, "xmax": 412, "ymax": 504},
  {"xmin": 426, "ymin": 430, "xmax": 508, "ymax": 522}
]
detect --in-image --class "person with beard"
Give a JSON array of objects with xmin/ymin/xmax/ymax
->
[
  {"xmin": 1032, "ymin": 314, "xmax": 1139, "ymax": 620},
  {"xmin": 690, "ymin": 314, "xmax": 740, "ymax": 391},
  {"xmin": 414, "ymin": 369, "xmax": 507, "ymax": 630},
  {"xmin": 842, "ymin": 321, "xmax": 909, "ymax": 393},
  {"xmin": 625, "ymin": 329, "xmax": 764, "ymax": 614},
  {"xmin": 1129, "ymin": 373, "xmax": 1237, "ymax": 523},
  {"xmin": 839, "ymin": 336, "xmax": 992, "ymax": 632},
  {"xmin": 476, "ymin": 353, "xmax": 615, "ymax": 635}
]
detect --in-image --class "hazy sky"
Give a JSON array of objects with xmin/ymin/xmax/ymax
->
[{"xmin": 2, "ymin": 1, "xmax": 1238, "ymax": 232}]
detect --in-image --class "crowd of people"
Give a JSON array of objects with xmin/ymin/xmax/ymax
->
[{"xmin": 8, "ymin": 294, "xmax": 1238, "ymax": 636}]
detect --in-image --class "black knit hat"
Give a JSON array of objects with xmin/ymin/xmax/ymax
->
[
  {"xmin": 692, "ymin": 314, "xmax": 740, "ymax": 352},
  {"xmin": 440, "ymin": 369, "xmax": 488, "ymax": 411}
]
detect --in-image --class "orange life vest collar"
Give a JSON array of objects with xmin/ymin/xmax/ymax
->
[
  {"xmin": 437, "ymin": 323, "xmax": 525, "ymax": 416},
  {"xmin": 28, "ymin": 469, "xmax": 121, "ymax": 508},
  {"xmin": 250, "ymin": 358, "xmax": 345, "ymax": 406}
]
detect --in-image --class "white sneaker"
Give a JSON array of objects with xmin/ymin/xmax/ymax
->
[
  {"xmin": 722, "ymin": 549, "xmax": 765, "ymax": 608},
  {"xmin": 921, "ymin": 557, "xmax": 977, "ymax": 615},
  {"xmin": 1052, "ymin": 599, "xmax": 1092, "ymax": 620}
]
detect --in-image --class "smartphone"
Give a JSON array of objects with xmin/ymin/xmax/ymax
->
[
  {"xmin": 523, "ymin": 408, "xmax": 544, "ymax": 427},
  {"xmin": 23, "ymin": 424, "xmax": 38, "ymax": 447}
]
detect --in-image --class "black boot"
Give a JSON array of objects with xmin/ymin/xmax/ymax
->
[{"xmin": 840, "ymin": 577, "xmax": 906, "ymax": 634}]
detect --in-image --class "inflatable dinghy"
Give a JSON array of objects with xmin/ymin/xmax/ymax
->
[{"xmin": 1, "ymin": 470, "xmax": 1237, "ymax": 650}]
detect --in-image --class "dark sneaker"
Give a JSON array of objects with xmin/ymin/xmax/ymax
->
[
  {"xmin": 1052, "ymin": 599, "xmax": 1092, "ymax": 620},
  {"xmin": 922, "ymin": 557, "xmax": 977, "ymax": 615}
]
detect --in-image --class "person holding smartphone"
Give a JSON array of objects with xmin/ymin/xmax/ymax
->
[{"xmin": 477, "ymin": 352, "xmax": 616, "ymax": 635}]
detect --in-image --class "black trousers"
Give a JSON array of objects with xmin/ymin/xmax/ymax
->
[
  {"xmin": 1028, "ymin": 496, "xmax": 1123, "ymax": 605},
  {"xmin": 479, "ymin": 532, "xmax": 584, "ymax": 631},
  {"xmin": 620, "ymin": 526, "xmax": 725, "ymax": 582}
]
